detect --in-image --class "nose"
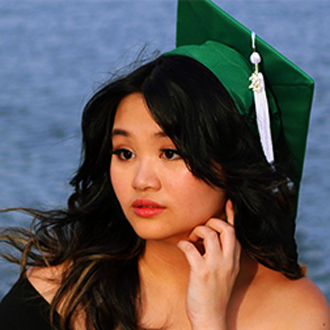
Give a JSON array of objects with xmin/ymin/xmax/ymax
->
[{"xmin": 131, "ymin": 159, "xmax": 161, "ymax": 191}]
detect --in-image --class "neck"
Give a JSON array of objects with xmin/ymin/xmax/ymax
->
[
  {"xmin": 139, "ymin": 240, "xmax": 191, "ymax": 294},
  {"xmin": 139, "ymin": 239, "xmax": 259, "ymax": 294}
]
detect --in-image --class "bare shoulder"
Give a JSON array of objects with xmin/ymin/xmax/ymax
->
[
  {"xmin": 281, "ymin": 276, "xmax": 330, "ymax": 329},
  {"xmin": 27, "ymin": 263, "xmax": 87, "ymax": 328},
  {"xmin": 256, "ymin": 266, "xmax": 330, "ymax": 330},
  {"xmin": 26, "ymin": 263, "xmax": 68, "ymax": 304}
]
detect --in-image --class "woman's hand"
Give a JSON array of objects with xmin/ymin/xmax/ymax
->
[{"xmin": 177, "ymin": 199, "xmax": 241, "ymax": 330}]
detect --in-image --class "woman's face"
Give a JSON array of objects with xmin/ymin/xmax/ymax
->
[{"xmin": 110, "ymin": 93, "xmax": 227, "ymax": 243}]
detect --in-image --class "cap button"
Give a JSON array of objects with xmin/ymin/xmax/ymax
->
[{"xmin": 250, "ymin": 51, "xmax": 261, "ymax": 64}]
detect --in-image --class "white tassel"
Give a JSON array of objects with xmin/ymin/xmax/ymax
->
[{"xmin": 249, "ymin": 32, "xmax": 274, "ymax": 164}]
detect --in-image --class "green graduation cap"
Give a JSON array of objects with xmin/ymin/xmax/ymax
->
[{"xmin": 165, "ymin": 0, "xmax": 314, "ymax": 200}]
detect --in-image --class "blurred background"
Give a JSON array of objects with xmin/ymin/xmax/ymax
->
[{"xmin": 0, "ymin": 0, "xmax": 329, "ymax": 302}]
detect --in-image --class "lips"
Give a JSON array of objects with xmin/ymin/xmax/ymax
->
[{"xmin": 132, "ymin": 199, "xmax": 165, "ymax": 217}]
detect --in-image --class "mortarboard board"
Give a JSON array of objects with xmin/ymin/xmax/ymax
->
[{"xmin": 164, "ymin": 0, "xmax": 314, "ymax": 203}]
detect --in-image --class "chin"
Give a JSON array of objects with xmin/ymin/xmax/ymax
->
[{"xmin": 133, "ymin": 228, "xmax": 190, "ymax": 244}]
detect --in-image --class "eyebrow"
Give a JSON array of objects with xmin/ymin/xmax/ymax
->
[
  {"xmin": 112, "ymin": 128, "xmax": 129, "ymax": 137},
  {"xmin": 112, "ymin": 128, "xmax": 167, "ymax": 139}
]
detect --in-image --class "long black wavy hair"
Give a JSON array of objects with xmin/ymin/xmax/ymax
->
[{"xmin": 1, "ymin": 55, "xmax": 302, "ymax": 330}]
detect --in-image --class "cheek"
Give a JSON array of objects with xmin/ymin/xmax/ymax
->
[
  {"xmin": 110, "ymin": 163, "xmax": 126, "ymax": 204},
  {"xmin": 170, "ymin": 171, "xmax": 226, "ymax": 215}
]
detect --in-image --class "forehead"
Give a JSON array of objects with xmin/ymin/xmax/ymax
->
[{"xmin": 112, "ymin": 93, "xmax": 166, "ymax": 138}]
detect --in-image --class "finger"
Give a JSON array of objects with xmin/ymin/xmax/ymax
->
[
  {"xmin": 177, "ymin": 240, "xmax": 205, "ymax": 269},
  {"xmin": 223, "ymin": 199, "xmax": 241, "ymax": 264},
  {"xmin": 189, "ymin": 225, "xmax": 218, "ymax": 242},
  {"xmin": 188, "ymin": 226, "xmax": 221, "ymax": 257},
  {"xmin": 225, "ymin": 199, "xmax": 235, "ymax": 227},
  {"xmin": 203, "ymin": 219, "xmax": 241, "ymax": 277},
  {"xmin": 204, "ymin": 199, "xmax": 235, "ymax": 247},
  {"xmin": 205, "ymin": 218, "xmax": 238, "ymax": 259},
  {"xmin": 225, "ymin": 199, "xmax": 241, "ymax": 263}
]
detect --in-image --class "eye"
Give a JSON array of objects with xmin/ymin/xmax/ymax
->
[
  {"xmin": 112, "ymin": 148, "xmax": 135, "ymax": 161},
  {"xmin": 161, "ymin": 149, "xmax": 181, "ymax": 160}
]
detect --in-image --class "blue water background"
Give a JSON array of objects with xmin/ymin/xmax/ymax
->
[{"xmin": 0, "ymin": 0, "xmax": 329, "ymax": 301}]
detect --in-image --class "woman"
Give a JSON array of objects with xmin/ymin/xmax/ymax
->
[
  {"xmin": 0, "ymin": 52, "xmax": 329, "ymax": 330},
  {"xmin": 1, "ymin": 0, "xmax": 329, "ymax": 329}
]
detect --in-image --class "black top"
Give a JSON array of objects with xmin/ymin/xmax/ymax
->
[{"xmin": 0, "ymin": 277, "xmax": 60, "ymax": 329}]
